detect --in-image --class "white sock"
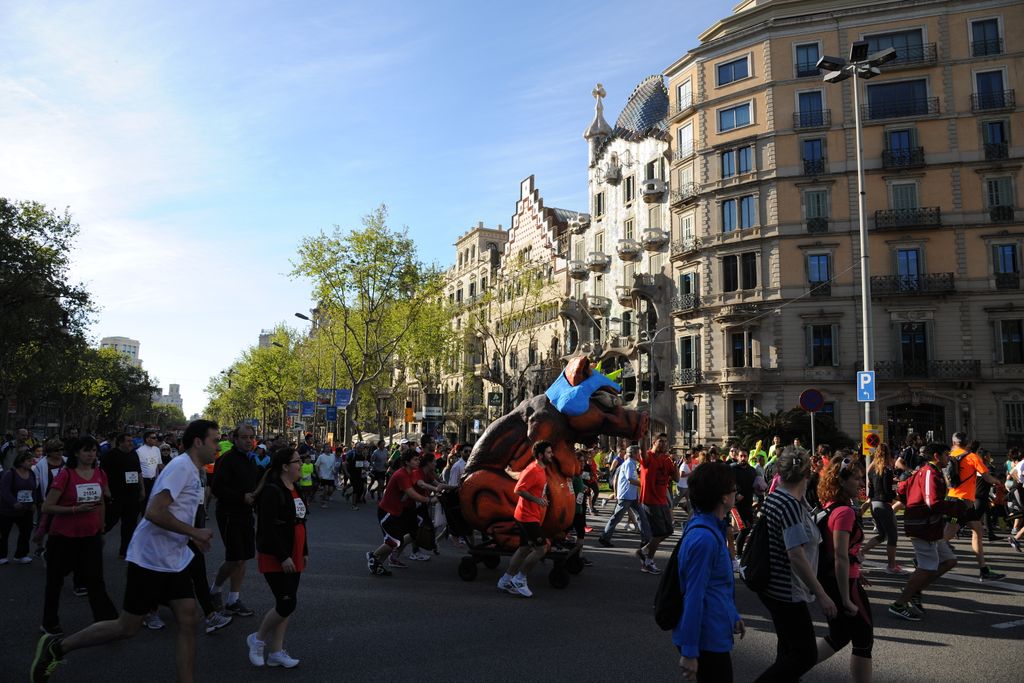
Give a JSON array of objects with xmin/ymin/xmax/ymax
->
[
  {"xmin": 502, "ymin": 572, "xmax": 514, "ymax": 581},
  {"xmin": 514, "ymin": 572, "xmax": 526, "ymax": 581},
  {"xmin": 228, "ymin": 591, "xmax": 239, "ymax": 604}
]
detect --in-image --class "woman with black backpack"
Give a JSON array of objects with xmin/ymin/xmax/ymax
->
[{"xmin": 814, "ymin": 456, "xmax": 874, "ymax": 683}]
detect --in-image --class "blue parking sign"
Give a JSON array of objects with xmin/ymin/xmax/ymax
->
[{"xmin": 857, "ymin": 371, "xmax": 875, "ymax": 402}]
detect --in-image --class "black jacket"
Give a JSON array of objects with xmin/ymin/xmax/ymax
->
[
  {"xmin": 256, "ymin": 478, "xmax": 308, "ymax": 564},
  {"xmin": 212, "ymin": 447, "xmax": 259, "ymax": 515},
  {"xmin": 100, "ymin": 447, "xmax": 143, "ymax": 501}
]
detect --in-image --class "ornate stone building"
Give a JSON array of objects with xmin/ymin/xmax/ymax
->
[{"xmin": 664, "ymin": 0, "xmax": 1024, "ymax": 448}]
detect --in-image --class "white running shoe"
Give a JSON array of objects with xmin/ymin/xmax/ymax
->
[
  {"xmin": 408, "ymin": 551, "xmax": 430, "ymax": 561},
  {"xmin": 509, "ymin": 577, "xmax": 533, "ymax": 597},
  {"xmin": 497, "ymin": 575, "xmax": 514, "ymax": 592},
  {"xmin": 247, "ymin": 632, "xmax": 266, "ymax": 667},
  {"xmin": 13, "ymin": 556, "xmax": 33, "ymax": 564},
  {"xmin": 732, "ymin": 558, "xmax": 741, "ymax": 573},
  {"xmin": 266, "ymin": 649, "xmax": 300, "ymax": 668},
  {"xmin": 144, "ymin": 613, "xmax": 166, "ymax": 630}
]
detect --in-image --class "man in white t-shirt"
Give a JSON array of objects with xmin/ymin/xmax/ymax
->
[
  {"xmin": 314, "ymin": 448, "xmax": 337, "ymax": 507},
  {"xmin": 136, "ymin": 431, "xmax": 164, "ymax": 504},
  {"xmin": 32, "ymin": 420, "xmax": 220, "ymax": 683},
  {"xmin": 597, "ymin": 446, "xmax": 651, "ymax": 549}
]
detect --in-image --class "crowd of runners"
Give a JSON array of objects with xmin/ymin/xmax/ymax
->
[{"xmin": 2, "ymin": 421, "xmax": 1021, "ymax": 682}]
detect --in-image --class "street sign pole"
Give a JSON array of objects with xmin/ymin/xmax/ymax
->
[{"xmin": 810, "ymin": 411, "xmax": 816, "ymax": 454}]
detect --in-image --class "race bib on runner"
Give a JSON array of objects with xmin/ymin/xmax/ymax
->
[
  {"xmin": 355, "ymin": 461, "xmax": 367, "ymax": 468},
  {"xmin": 17, "ymin": 490, "xmax": 34, "ymax": 504},
  {"xmin": 76, "ymin": 483, "xmax": 102, "ymax": 503},
  {"xmin": 125, "ymin": 471, "xmax": 139, "ymax": 484},
  {"xmin": 294, "ymin": 497, "xmax": 307, "ymax": 519},
  {"xmin": 575, "ymin": 492, "xmax": 585, "ymax": 505}
]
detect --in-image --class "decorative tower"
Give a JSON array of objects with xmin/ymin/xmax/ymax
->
[{"xmin": 582, "ymin": 83, "xmax": 612, "ymax": 166}]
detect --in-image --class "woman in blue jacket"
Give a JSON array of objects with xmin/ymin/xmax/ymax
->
[{"xmin": 674, "ymin": 461, "xmax": 745, "ymax": 682}]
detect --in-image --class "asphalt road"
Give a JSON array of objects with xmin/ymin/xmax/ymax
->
[{"xmin": 3, "ymin": 495, "xmax": 1022, "ymax": 682}]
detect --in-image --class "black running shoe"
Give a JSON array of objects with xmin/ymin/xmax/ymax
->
[
  {"xmin": 980, "ymin": 567, "xmax": 1006, "ymax": 582},
  {"xmin": 225, "ymin": 600, "xmax": 255, "ymax": 617},
  {"xmin": 31, "ymin": 634, "xmax": 64, "ymax": 682}
]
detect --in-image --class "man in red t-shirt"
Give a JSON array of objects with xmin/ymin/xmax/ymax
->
[
  {"xmin": 497, "ymin": 440, "xmax": 554, "ymax": 598},
  {"xmin": 637, "ymin": 433, "xmax": 679, "ymax": 574},
  {"xmin": 366, "ymin": 450, "xmax": 431, "ymax": 577}
]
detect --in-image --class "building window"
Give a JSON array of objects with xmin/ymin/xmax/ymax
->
[
  {"xmin": 805, "ymin": 189, "xmax": 829, "ymax": 229},
  {"xmin": 897, "ymin": 248, "xmax": 922, "ymax": 289},
  {"xmin": 975, "ymin": 70, "xmax": 1009, "ymax": 110},
  {"xmin": 732, "ymin": 398, "xmax": 752, "ymax": 426},
  {"xmin": 808, "ymin": 324, "xmax": 838, "ymax": 366},
  {"xmin": 680, "ymin": 335, "xmax": 700, "ymax": 370},
  {"xmin": 730, "ymin": 332, "xmax": 753, "ymax": 367},
  {"xmin": 796, "ymin": 91, "xmax": 825, "ymax": 127},
  {"xmin": 677, "ymin": 123, "xmax": 694, "ymax": 158},
  {"xmin": 624, "ymin": 218, "xmax": 635, "ymax": 240},
  {"xmin": 718, "ymin": 102, "xmax": 752, "ymax": 132},
  {"xmin": 624, "ymin": 176, "xmax": 635, "ymax": 203},
  {"xmin": 987, "ymin": 176, "xmax": 1014, "ymax": 219},
  {"xmin": 866, "ymin": 28, "xmax": 926, "ymax": 63},
  {"xmin": 722, "ymin": 195, "xmax": 756, "ymax": 232},
  {"xmin": 891, "ymin": 182, "xmax": 919, "ymax": 210},
  {"xmin": 723, "ymin": 255, "xmax": 738, "ymax": 292},
  {"xmin": 1006, "ymin": 401, "xmax": 1024, "ymax": 434},
  {"xmin": 645, "ymin": 159, "xmax": 662, "ymax": 181},
  {"xmin": 900, "ymin": 322, "xmax": 929, "ymax": 372},
  {"xmin": 1000, "ymin": 320, "xmax": 1024, "ymax": 364},
  {"xmin": 821, "ymin": 401, "xmax": 836, "ymax": 418},
  {"xmin": 741, "ymin": 252, "xmax": 757, "ymax": 289},
  {"xmin": 717, "ymin": 56, "xmax": 749, "ymax": 86},
  {"xmin": 722, "ymin": 146, "xmax": 753, "ymax": 178},
  {"xmin": 468, "ymin": 282, "xmax": 476, "ymax": 298},
  {"xmin": 808, "ymin": 253, "xmax": 831, "ymax": 287},
  {"xmin": 983, "ymin": 120, "xmax": 1009, "ymax": 160},
  {"xmin": 594, "ymin": 192, "xmax": 604, "ymax": 218},
  {"xmin": 795, "ymin": 43, "xmax": 820, "ymax": 77},
  {"xmin": 677, "ymin": 80, "xmax": 693, "ymax": 110},
  {"xmin": 866, "ymin": 79, "xmax": 929, "ymax": 119},
  {"xmin": 621, "ymin": 311, "xmax": 633, "ymax": 337},
  {"xmin": 455, "ymin": 289, "xmax": 463, "ymax": 303},
  {"xmin": 802, "ymin": 138, "xmax": 825, "ymax": 174},
  {"xmin": 971, "ymin": 18, "xmax": 1002, "ymax": 56},
  {"xmin": 992, "ymin": 243, "xmax": 1019, "ymax": 288}
]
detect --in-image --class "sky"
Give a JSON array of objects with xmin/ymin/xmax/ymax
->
[{"xmin": 1, "ymin": 0, "xmax": 723, "ymax": 417}]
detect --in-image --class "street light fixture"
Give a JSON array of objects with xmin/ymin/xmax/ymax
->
[
  {"xmin": 683, "ymin": 392, "xmax": 695, "ymax": 448},
  {"xmin": 816, "ymin": 41, "xmax": 897, "ymax": 427},
  {"xmin": 294, "ymin": 312, "xmax": 310, "ymax": 321}
]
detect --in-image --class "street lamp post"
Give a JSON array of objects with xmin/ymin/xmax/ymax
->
[
  {"xmin": 817, "ymin": 42, "xmax": 897, "ymax": 427},
  {"xmin": 683, "ymin": 392, "xmax": 695, "ymax": 448}
]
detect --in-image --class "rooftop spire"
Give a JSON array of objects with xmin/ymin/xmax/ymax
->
[{"xmin": 583, "ymin": 83, "xmax": 612, "ymax": 140}]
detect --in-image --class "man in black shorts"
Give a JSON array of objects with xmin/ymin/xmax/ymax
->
[
  {"xmin": 497, "ymin": 441, "xmax": 554, "ymax": 598},
  {"xmin": 31, "ymin": 420, "xmax": 220, "ymax": 683},
  {"xmin": 211, "ymin": 424, "xmax": 260, "ymax": 616}
]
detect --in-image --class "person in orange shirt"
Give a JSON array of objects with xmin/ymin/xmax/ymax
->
[
  {"xmin": 944, "ymin": 433, "xmax": 1005, "ymax": 581},
  {"xmin": 496, "ymin": 440, "xmax": 554, "ymax": 598}
]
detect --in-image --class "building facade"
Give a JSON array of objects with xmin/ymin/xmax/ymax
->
[
  {"xmin": 99, "ymin": 336, "xmax": 142, "ymax": 368},
  {"xmin": 153, "ymin": 384, "xmax": 183, "ymax": 411},
  {"xmin": 664, "ymin": 0, "xmax": 1024, "ymax": 448},
  {"xmin": 570, "ymin": 78, "xmax": 677, "ymax": 437}
]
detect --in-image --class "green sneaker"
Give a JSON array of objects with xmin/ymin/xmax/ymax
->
[{"xmin": 31, "ymin": 633, "xmax": 64, "ymax": 682}]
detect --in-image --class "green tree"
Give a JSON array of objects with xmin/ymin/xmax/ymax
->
[
  {"xmin": 291, "ymin": 205, "xmax": 442, "ymax": 442},
  {"xmin": 734, "ymin": 409, "xmax": 854, "ymax": 451}
]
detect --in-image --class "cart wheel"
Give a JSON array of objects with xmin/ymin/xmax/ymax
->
[
  {"xmin": 565, "ymin": 554, "xmax": 584, "ymax": 575},
  {"xmin": 458, "ymin": 557, "xmax": 478, "ymax": 582},
  {"xmin": 548, "ymin": 567, "xmax": 570, "ymax": 589},
  {"xmin": 482, "ymin": 554, "xmax": 501, "ymax": 569}
]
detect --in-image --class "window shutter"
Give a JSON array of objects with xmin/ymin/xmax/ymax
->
[
  {"xmin": 694, "ymin": 335, "xmax": 702, "ymax": 371},
  {"xmin": 994, "ymin": 321, "xmax": 1002, "ymax": 363},
  {"xmin": 805, "ymin": 325, "xmax": 814, "ymax": 367},
  {"xmin": 831, "ymin": 323, "xmax": 840, "ymax": 366}
]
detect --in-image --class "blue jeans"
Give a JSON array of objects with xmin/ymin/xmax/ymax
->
[{"xmin": 600, "ymin": 498, "xmax": 651, "ymax": 544}]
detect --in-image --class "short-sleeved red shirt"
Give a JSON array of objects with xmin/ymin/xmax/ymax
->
[
  {"xmin": 639, "ymin": 452, "xmax": 675, "ymax": 506},
  {"xmin": 49, "ymin": 467, "xmax": 108, "ymax": 538},
  {"xmin": 514, "ymin": 460, "xmax": 548, "ymax": 523},
  {"xmin": 379, "ymin": 467, "xmax": 423, "ymax": 516}
]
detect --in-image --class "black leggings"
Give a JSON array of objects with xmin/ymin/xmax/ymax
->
[
  {"xmin": 821, "ymin": 576, "xmax": 874, "ymax": 658},
  {"xmin": 43, "ymin": 534, "xmax": 117, "ymax": 631},
  {"xmin": 697, "ymin": 651, "xmax": 733, "ymax": 683},
  {"xmin": 753, "ymin": 594, "xmax": 817, "ymax": 683},
  {"xmin": 263, "ymin": 571, "xmax": 301, "ymax": 618},
  {"xmin": 0, "ymin": 511, "xmax": 33, "ymax": 558},
  {"xmin": 871, "ymin": 502, "xmax": 898, "ymax": 546}
]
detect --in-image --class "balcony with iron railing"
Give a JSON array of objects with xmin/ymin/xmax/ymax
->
[
  {"xmin": 585, "ymin": 295, "xmax": 612, "ymax": 315},
  {"xmin": 674, "ymin": 143, "xmax": 695, "ymax": 161},
  {"xmin": 882, "ymin": 147, "xmax": 924, "ymax": 169},
  {"xmin": 972, "ymin": 90, "xmax": 1015, "ymax": 112},
  {"xmin": 671, "ymin": 182, "xmax": 699, "ymax": 205},
  {"xmin": 568, "ymin": 260, "xmax": 589, "ymax": 279},
  {"xmin": 874, "ymin": 207, "xmax": 941, "ymax": 230},
  {"xmin": 615, "ymin": 285, "xmax": 635, "ymax": 306},
  {"xmin": 887, "ymin": 42, "xmax": 937, "ymax": 67},
  {"xmin": 795, "ymin": 62, "xmax": 819, "ymax": 78},
  {"xmin": 793, "ymin": 109, "xmax": 830, "ymax": 130},
  {"xmin": 990, "ymin": 205, "xmax": 1015, "ymax": 223},
  {"xmin": 673, "ymin": 96, "xmax": 694, "ymax": 117},
  {"xmin": 972, "ymin": 37, "xmax": 1004, "ymax": 57},
  {"xmin": 671, "ymin": 238, "xmax": 702, "ymax": 260},
  {"xmin": 984, "ymin": 142, "xmax": 1009, "ymax": 160},
  {"xmin": 672, "ymin": 367, "xmax": 702, "ymax": 386},
  {"xmin": 802, "ymin": 158, "xmax": 826, "ymax": 176},
  {"xmin": 874, "ymin": 359, "xmax": 980, "ymax": 380},
  {"xmin": 671, "ymin": 293, "xmax": 700, "ymax": 315},
  {"xmin": 861, "ymin": 97, "xmax": 939, "ymax": 121},
  {"xmin": 807, "ymin": 217, "xmax": 829, "ymax": 233},
  {"xmin": 995, "ymin": 272, "xmax": 1020, "ymax": 290},
  {"xmin": 585, "ymin": 252, "xmax": 611, "ymax": 271},
  {"xmin": 808, "ymin": 281, "xmax": 831, "ymax": 297},
  {"xmin": 871, "ymin": 273, "xmax": 954, "ymax": 296}
]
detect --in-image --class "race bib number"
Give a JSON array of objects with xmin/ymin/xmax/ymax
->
[
  {"xmin": 17, "ymin": 490, "xmax": 34, "ymax": 504},
  {"xmin": 575, "ymin": 492, "xmax": 585, "ymax": 505},
  {"xmin": 76, "ymin": 483, "xmax": 102, "ymax": 503},
  {"xmin": 294, "ymin": 497, "xmax": 307, "ymax": 520},
  {"xmin": 355, "ymin": 461, "xmax": 367, "ymax": 468},
  {"xmin": 125, "ymin": 471, "xmax": 140, "ymax": 484}
]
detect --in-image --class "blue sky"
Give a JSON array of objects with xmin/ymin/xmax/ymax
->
[{"xmin": 1, "ymin": 0, "xmax": 722, "ymax": 416}]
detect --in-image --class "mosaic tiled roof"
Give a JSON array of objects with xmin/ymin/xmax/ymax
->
[{"xmin": 612, "ymin": 75, "xmax": 669, "ymax": 140}]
